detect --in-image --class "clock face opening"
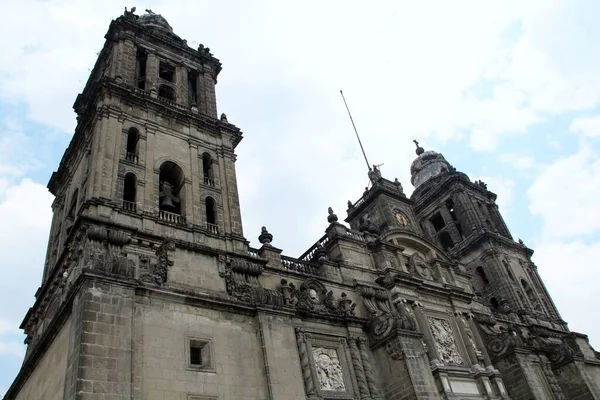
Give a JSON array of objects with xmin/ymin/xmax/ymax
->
[{"xmin": 395, "ymin": 211, "xmax": 408, "ymax": 226}]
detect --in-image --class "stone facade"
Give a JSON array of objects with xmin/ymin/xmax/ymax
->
[{"xmin": 4, "ymin": 8, "xmax": 600, "ymax": 400}]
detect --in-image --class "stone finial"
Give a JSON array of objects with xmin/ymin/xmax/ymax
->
[
  {"xmin": 347, "ymin": 200, "xmax": 353, "ymax": 208},
  {"xmin": 518, "ymin": 238, "xmax": 524, "ymax": 246},
  {"xmin": 394, "ymin": 177, "xmax": 405, "ymax": 195},
  {"xmin": 327, "ymin": 207, "xmax": 338, "ymax": 223},
  {"xmin": 475, "ymin": 179, "xmax": 488, "ymax": 189},
  {"xmin": 413, "ymin": 139, "xmax": 425, "ymax": 155},
  {"xmin": 220, "ymin": 113, "xmax": 228, "ymax": 122},
  {"xmin": 258, "ymin": 226, "xmax": 273, "ymax": 245}
]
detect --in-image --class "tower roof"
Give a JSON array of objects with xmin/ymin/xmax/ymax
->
[
  {"xmin": 137, "ymin": 9, "xmax": 174, "ymax": 33},
  {"xmin": 410, "ymin": 141, "xmax": 451, "ymax": 188}
]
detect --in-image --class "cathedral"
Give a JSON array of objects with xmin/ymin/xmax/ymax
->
[{"xmin": 5, "ymin": 8, "xmax": 600, "ymax": 400}]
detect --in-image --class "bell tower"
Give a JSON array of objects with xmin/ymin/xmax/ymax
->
[
  {"xmin": 409, "ymin": 141, "xmax": 562, "ymax": 323},
  {"xmin": 41, "ymin": 8, "xmax": 247, "ymax": 284},
  {"xmin": 9, "ymin": 9, "xmax": 253, "ymax": 399}
]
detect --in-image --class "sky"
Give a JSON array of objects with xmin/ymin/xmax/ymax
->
[{"xmin": 1, "ymin": 0, "xmax": 600, "ymax": 395}]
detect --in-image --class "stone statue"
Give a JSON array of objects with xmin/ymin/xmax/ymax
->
[
  {"xmin": 368, "ymin": 164, "xmax": 382, "ymax": 185},
  {"xmin": 394, "ymin": 177, "xmax": 405, "ymax": 195}
]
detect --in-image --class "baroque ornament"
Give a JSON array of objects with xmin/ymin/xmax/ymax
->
[
  {"xmin": 359, "ymin": 287, "xmax": 417, "ymax": 342},
  {"xmin": 140, "ymin": 239, "xmax": 175, "ymax": 285},
  {"xmin": 428, "ymin": 317, "xmax": 465, "ymax": 365},
  {"xmin": 409, "ymin": 253, "xmax": 433, "ymax": 280},
  {"xmin": 278, "ymin": 278, "xmax": 356, "ymax": 317}
]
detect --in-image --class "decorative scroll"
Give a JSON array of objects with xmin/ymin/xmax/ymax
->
[
  {"xmin": 295, "ymin": 328, "xmax": 316, "ymax": 396},
  {"xmin": 312, "ymin": 347, "xmax": 346, "ymax": 391},
  {"xmin": 348, "ymin": 338, "xmax": 370, "ymax": 398},
  {"xmin": 428, "ymin": 317, "xmax": 464, "ymax": 365}
]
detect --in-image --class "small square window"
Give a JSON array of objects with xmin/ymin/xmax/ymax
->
[{"xmin": 186, "ymin": 337, "xmax": 214, "ymax": 372}]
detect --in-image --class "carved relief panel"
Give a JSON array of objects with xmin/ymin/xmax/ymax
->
[
  {"xmin": 295, "ymin": 331, "xmax": 356, "ymax": 399},
  {"xmin": 427, "ymin": 317, "xmax": 465, "ymax": 365},
  {"xmin": 312, "ymin": 347, "xmax": 346, "ymax": 391}
]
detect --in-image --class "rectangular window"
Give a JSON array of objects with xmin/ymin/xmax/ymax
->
[
  {"xmin": 159, "ymin": 61, "xmax": 175, "ymax": 82},
  {"xmin": 188, "ymin": 70, "xmax": 198, "ymax": 105},
  {"xmin": 429, "ymin": 212, "xmax": 445, "ymax": 232},
  {"xmin": 186, "ymin": 337, "xmax": 214, "ymax": 372},
  {"xmin": 136, "ymin": 50, "xmax": 147, "ymax": 89}
]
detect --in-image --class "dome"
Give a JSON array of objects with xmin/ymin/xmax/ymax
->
[
  {"xmin": 410, "ymin": 150, "xmax": 451, "ymax": 188},
  {"xmin": 138, "ymin": 11, "xmax": 174, "ymax": 33}
]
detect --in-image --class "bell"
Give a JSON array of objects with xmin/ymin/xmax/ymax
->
[{"xmin": 159, "ymin": 195, "xmax": 176, "ymax": 212}]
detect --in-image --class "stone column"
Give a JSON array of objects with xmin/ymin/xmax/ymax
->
[
  {"xmin": 348, "ymin": 337, "xmax": 371, "ymax": 400},
  {"xmin": 466, "ymin": 314, "xmax": 493, "ymax": 369},
  {"xmin": 412, "ymin": 303, "xmax": 440, "ymax": 364},
  {"xmin": 454, "ymin": 312, "xmax": 481, "ymax": 368},
  {"xmin": 176, "ymin": 64, "xmax": 188, "ymax": 106},
  {"xmin": 295, "ymin": 328, "xmax": 317, "ymax": 399},
  {"xmin": 145, "ymin": 52, "xmax": 159, "ymax": 95},
  {"xmin": 455, "ymin": 191, "xmax": 479, "ymax": 233},
  {"xmin": 357, "ymin": 337, "xmax": 380, "ymax": 399},
  {"xmin": 188, "ymin": 144, "xmax": 200, "ymax": 226}
]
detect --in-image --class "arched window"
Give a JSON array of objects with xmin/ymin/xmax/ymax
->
[
  {"xmin": 123, "ymin": 173, "xmax": 137, "ymax": 212},
  {"xmin": 476, "ymin": 266, "xmax": 489, "ymax": 285},
  {"xmin": 445, "ymin": 198, "xmax": 457, "ymax": 221},
  {"xmin": 68, "ymin": 189, "xmax": 79, "ymax": 219},
  {"xmin": 126, "ymin": 128, "xmax": 140, "ymax": 163},
  {"xmin": 521, "ymin": 279, "xmax": 540, "ymax": 311},
  {"xmin": 503, "ymin": 260, "xmax": 515, "ymax": 281},
  {"xmin": 439, "ymin": 231, "xmax": 454, "ymax": 251},
  {"xmin": 159, "ymin": 161, "xmax": 184, "ymax": 216},
  {"xmin": 202, "ymin": 153, "xmax": 214, "ymax": 186},
  {"xmin": 205, "ymin": 197, "xmax": 218, "ymax": 234},
  {"xmin": 158, "ymin": 85, "xmax": 176, "ymax": 102},
  {"xmin": 516, "ymin": 290, "xmax": 527, "ymax": 307},
  {"xmin": 489, "ymin": 297, "xmax": 499, "ymax": 310}
]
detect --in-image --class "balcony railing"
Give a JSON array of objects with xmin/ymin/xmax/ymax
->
[
  {"xmin": 122, "ymin": 200, "xmax": 137, "ymax": 212},
  {"xmin": 203, "ymin": 176, "xmax": 215, "ymax": 187},
  {"xmin": 281, "ymin": 256, "xmax": 320, "ymax": 276},
  {"xmin": 159, "ymin": 210, "xmax": 186, "ymax": 224},
  {"xmin": 125, "ymin": 152, "xmax": 139, "ymax": 163},
  {"xmin": 206, "ymin": 222, "xmax": 219, "ymax": 234}
]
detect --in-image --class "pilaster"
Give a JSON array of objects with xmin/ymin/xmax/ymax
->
[{"xmin": 256, "ymin": 311, "xmax": 305, "ymax": 400}]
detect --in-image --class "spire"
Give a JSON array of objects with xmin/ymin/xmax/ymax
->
[{"xmin": 413, "ymin": 139, "xmax": 425, "ymax": 156}]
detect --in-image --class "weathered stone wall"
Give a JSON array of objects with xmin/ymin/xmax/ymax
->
[
  {"xmin": 555, "ymin": 361, "xmax": 600, "ymax": 400},
  {"xmin": 15, "ymin": 318, "xmax": 70, "ymax": 400},
  {"xmin": 135, "ymin": 295, "xmax": 269, "ymax": 399},
  {"xmin": 71, "ymin": 281, "xmax": 135, "ymax": 399},
  {"xmin": 493, "ymin": 353, "xmax": 554, "ymax": 400},
  {"xmin": 256, "ymin": 312, "xmax": 306, "ymax": 399}
]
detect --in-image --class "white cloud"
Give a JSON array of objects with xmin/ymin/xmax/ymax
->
[
  {"xmin": 528, "ymin": 144, "xmax": 600, "ymax": 241},
  {"xmin": 570, "ymin": 115, "xmax": 600, "ymax": 138},
  {"xmin": 499, "ymin": 153, "xmax": 537, "ymax": 171},
  {"xmin": 0, "ymin": 339, "xmax": 24, "ymax": 359},
  {"xmin": 532, "ymin": 240, "xmax": 600, "ymax": 346},
  {"xmin": 0, "ymin": 179, "xmax": 53, "ymax": 332}
]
